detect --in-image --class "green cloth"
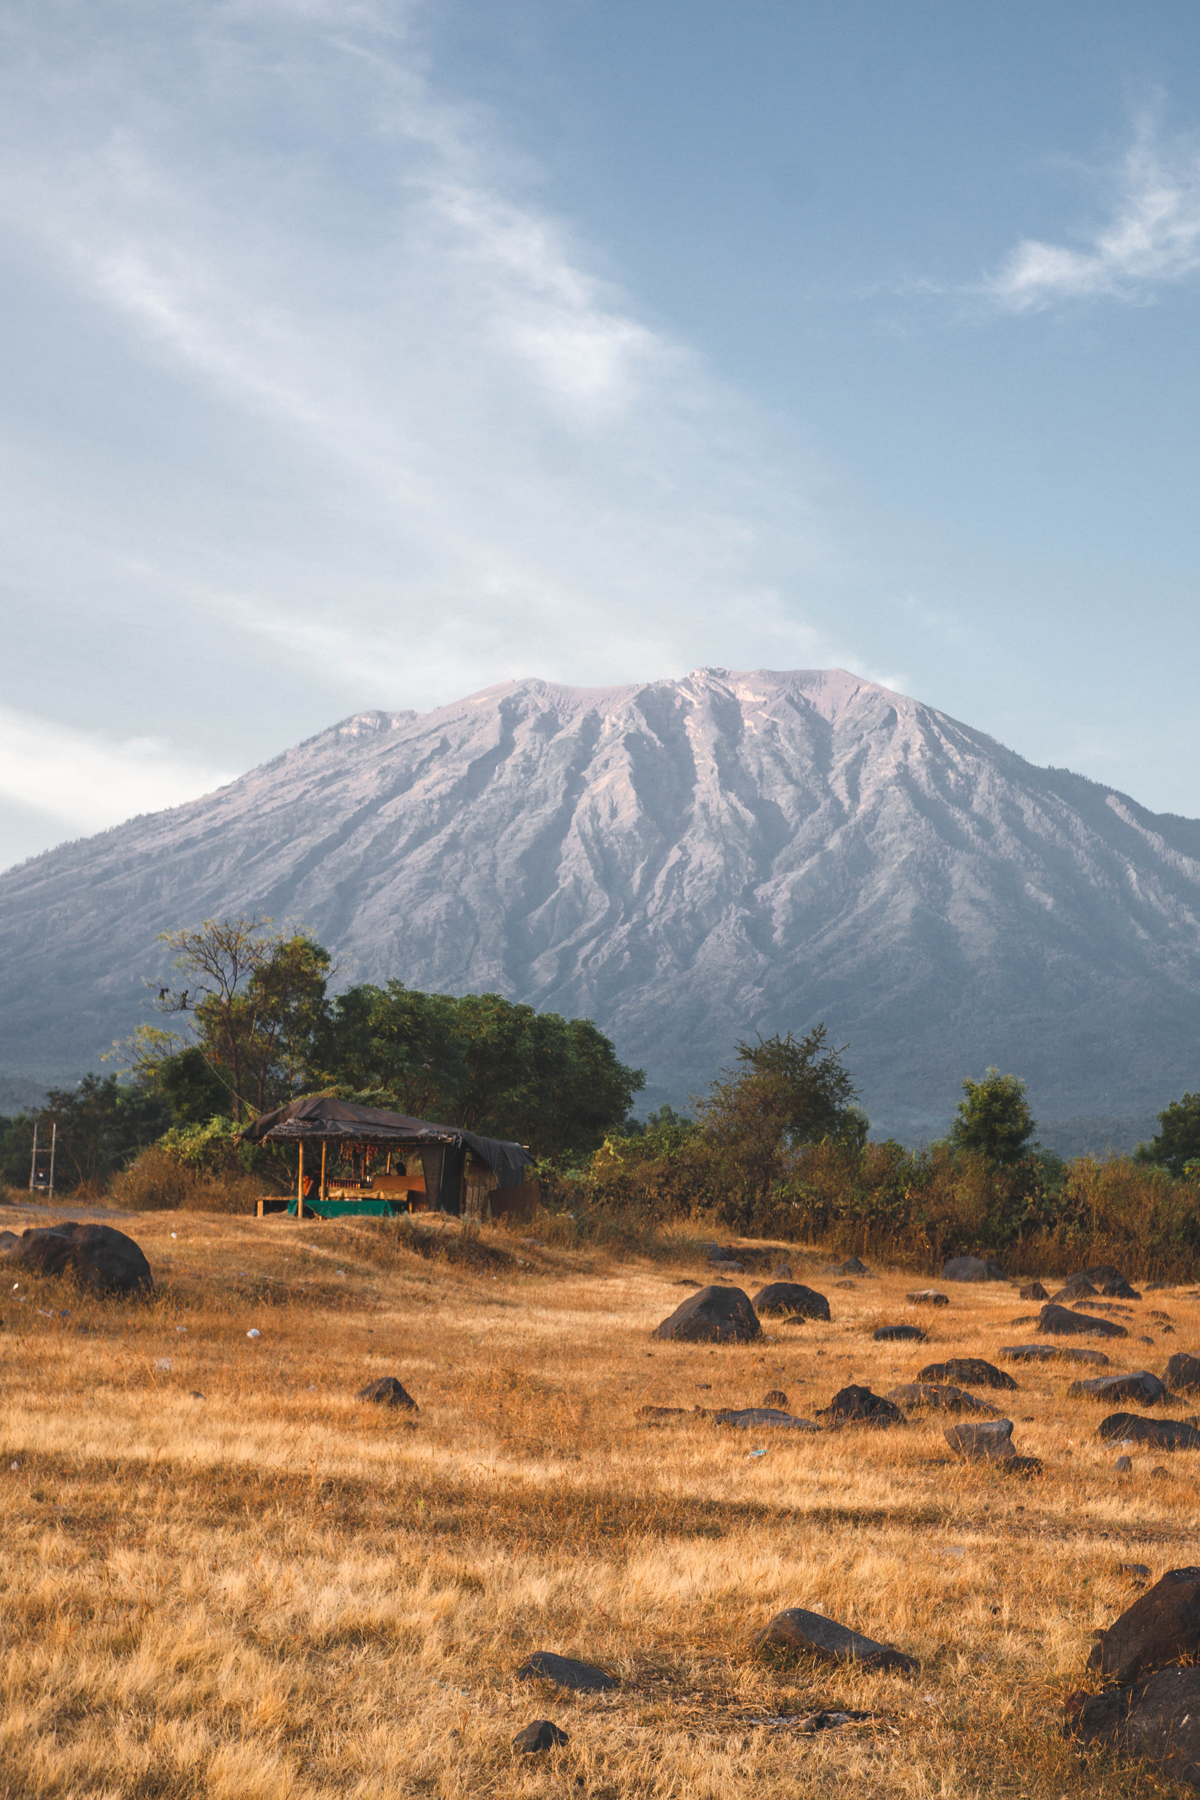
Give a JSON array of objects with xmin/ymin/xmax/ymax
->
[{"xmin": 285, "ymin": 1197, "xmax": 397, "ymax": 1218}]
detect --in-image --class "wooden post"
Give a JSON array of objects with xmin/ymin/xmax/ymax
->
[
  {"xmin": 320, "ymin": 1141, "xmax": 327, "ymax": 1205},
  {"xmin": 297, "ymin": 1142, "xmax": 305, "ymax": 1220}
]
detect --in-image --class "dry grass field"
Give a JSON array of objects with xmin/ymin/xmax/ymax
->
[{"xmin": 2, "ymin": 1200, "xmax": 1198, "ymax": 1800}]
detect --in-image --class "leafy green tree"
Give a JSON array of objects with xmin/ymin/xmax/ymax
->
[
  {"xmin": 312, "ymin": 982, "xmax": 467, "ymax": 1119},
  {"xmin": 156, "ymin": 917, "xmax": 331, "ymax": 1120},
  {"xmin": 8, "ymin": 1076, "xmax": 171, "ymax": 1192},
  {"xmin": 948, "ymin": 1068, "xmax": 1036, "ymax": 1167},
  {"xmin": 157, "ymin": 1047, "xmax": 231, "ymax": 1127},
  {"xmin": 1135, "ymin": 1092, "xmax": 1200, "ymax": 1176}
]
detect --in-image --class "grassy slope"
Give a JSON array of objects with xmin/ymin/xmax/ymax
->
[{"xmin": 0, "ymin": 1209, "xmax": 1195, "ymax": 1798}]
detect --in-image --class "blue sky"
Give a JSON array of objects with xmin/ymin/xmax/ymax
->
[{"xmin": 2, "ymin": 0, "xmax": 1199, "ymax": 867}]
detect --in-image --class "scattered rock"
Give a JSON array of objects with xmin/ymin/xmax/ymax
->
[
  {"xmin": 770, "ymin": 1263, "xmax": 792, "ymax": 1280},
  {"xmin": 1166, "ymin": 1353, "xmax": 1200, "ymax": 1394},
  {"xmin": 1049, "ymin": 1279, "xmax": 1098, "ymax": 1303},
  {"xmin": 818, "ymin": 1385, "xmax": 906, "ymax": 1428},
  {"xmin": 751, "ymin": 1282, "xmax": 830, "ymax": 1322},
  {"xmin": 762, "ymin": 1388, "xmax": 789, "ymax": 1408},
  {"xmin": 512, "ymin": 1720, "xmax": 569, "ymax": 1753},
  {"xmin": 1038, "ymin": 1303, "xmax": 1128, "ymax": 1339},
  {"xmin": 888, "ymin": 1382, "xmax": 998, "ymax": 1415},
  {"xmin": 515, "ymin": 1652, "xmax": 618, "ymax": 1693},
  {"xmin": 652, "ymin": 1285, "xmax": 761, "ymax": 1343},
  {"xmin": 0, "ymin": 1223, "xmax": 152, "ymax": 1295},
  {"xmin": 1097, "ymin": 1414, "xmax": 1200, "ymax": 1451},
  {"xmin": 1067, "ymin": 1666, "xmax": 1200, "ymax": 1785},
  {"xmin": 907, "ymin": 1289, "xmax": 949, "ymax": 1307},
  {"xmin": 714, "ymin": 1406, "xmax": 821, "ymax": 1432},
  {"xmin": 942, "ymin": 1255, "xmax": 1006, "ymax": 1283},
  {"xmin": 944, "ymin": 1419, "xmax": 1042, "ymax": 1474},
  {"xmin": 874, "ymin": 1323, "xmax": 927, "ymax": 1342},
  {"xmin": 918, "ymin": 1357, "xmax": 1018, "ymax": 1391},
  {"xmin": 635, "ymin": 1405, "xmax": 690, "ymax": 1423},
  {"xmin": 1073, "ymin": 1264, "xmax": 1130, "ymax": 1289},
  {"xmin": 1103, "ymin": 1280, "xmax": 1143, "ymax": 1300},
  {"xmin": 705, "ymin": 1244, "xmax": 742, "ymax": 1265},
  {"xmin": 754, "ymin": 1606, "xmax": 917, "ymax": 1672},
  {"xmin": 1001, "ymin": 1342, "xmax": 1110, "ymax": 1365},
  {"xmin": 1151, "ymin": 1465, "xmax": 1171, "ymax": 1479},
  {"xmin": 1019, "ymin": 1282, "xmax": 1049, "ymax": 1301},
  {"xmin": 1115, "ymin": 1455, "xmax": 1133, "ymax": 1473},
  {"xmin": 1069, "ymin": 1371, "xmax": 1169, "ymax": 1405},
  {"xmin": 839, "ymin": 1257, "xmax": 869, "ymax": 1275},
  {"xmin": 1088, "ymin": 1567, "xmax": 1200, "ymax": 1683},
  {"xmin": 358, "ymin": 1376, "xmax": 418, "ymax": 1410},
  {"xmin": 1120, "ymin": 1563, "xmax": 1152, "ymax": 1578}
]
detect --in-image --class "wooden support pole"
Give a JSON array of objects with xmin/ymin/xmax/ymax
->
[
  {"xmin": 297, "ymin": 1142, "xmax": 305, "ymax": 1220},
  {"xmin": 320, "ymin": 1141, "xmax": 327, "ymax": 1205}
]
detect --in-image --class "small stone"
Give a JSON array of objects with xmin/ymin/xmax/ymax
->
[
  {"xmin": 770, "ymin": 1264, "xmax": 792, "ymax": 1280},
  {"xmin": 754, "ymin": 1606, "xmax": 916, "ymax": 1672},
  {"xmin": 888, "ymin": 1382, "xmax": 998, "ymax": 1415},
  {"xmin": 1120, "ymin": 1563, "xmax": 1152, "ymax": 1577},
  {"xmin": 1115, "ymin": 1455, "xmax": 1133, "ymax": 1473},
  {"xmin": 1049, "ymin": 1278, "xmax": 1098, "ymax": 1303},
  {"xmin": 762, "ymin": 1388, "xmax": 789, "ymax": 1408},
  {"xmin": 1019, "ymin": 1282, "xmax": 1049, "ymax": 1301},
  {"xmin": 714, "ymin": 1406, "xmax": 821, "ymax": 1432},
  {"xmin": 358, "ymin": 1376, "xmax": 418, "ymax": 1409},
  {"xmin": 918, "ymin": 1358, "xmax": 1018, "ymax": 1391},
  {"xmin": 1001, "ymin": 1342, "xmax": 1110, "ymax": 1365},
  {"xmin": 944, "ymin": 1419, "xmax": 1016, "ymax": 1463},
  {"xmin": 906, "ymin": 1289, "xmax": 949, "ymax": 1307},
  {"xmin": 818, "ymin": 1385, "xmax": 906, "ymax": 1427},
  {"xmin": 1165, "ymin": 1352, "xmax": 1200, "ymax": 1394},
  {"xmin": 515, "ymin": 1652, "xmax": 617, "ymax": 1693},
  {"xmin": 874, "ymin": 1324, "xmax": 927, "ymax": 1342},
  {"xmin": 1151, "ymin": 1465, "xmax": 1171, "ymax": 1479},
  {"xmin": 512, "ymin": 1720, "xmax": 569, "ymax": 1753}
]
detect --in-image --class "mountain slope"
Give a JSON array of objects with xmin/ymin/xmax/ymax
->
[{"xmin": 3, "ymin": 667, "xmax": 1199, "ymax": 1135}]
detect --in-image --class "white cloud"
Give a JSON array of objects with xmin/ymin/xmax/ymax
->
[
  {"xmin": 984, "ymin": 126, "xmax": 1200, "ymax": 311},
  {"xmin": 0, "ymin": 705, "xmax": 234, "ymax": 836}
]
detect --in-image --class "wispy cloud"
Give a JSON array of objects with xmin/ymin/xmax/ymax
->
[
  {"xmin": 984, "ymin": 125, "xmax": 1200, "ymax": 311},
  {"xmin": 0, "ymin": 705, "xmax": 234, "ymax": 837}
]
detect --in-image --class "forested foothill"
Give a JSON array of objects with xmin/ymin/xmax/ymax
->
[{"xmin": 2, "ymin": 913, "xmax": 1199, "ymax": 1275}]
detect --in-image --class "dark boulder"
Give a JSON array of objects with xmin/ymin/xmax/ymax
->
[
  {"xmin": 1049, "ymin": 1279, "xmax": 1097, "ymax": 1303},
  {"xmin": 515, "ymin": 1652, "xmax": 617, "ymax": 1692},
  {"xmin": 874, "ymin": 1324, "xmax": 927, "ymax": 1342},
  {"xmin": 358, "ymin": 1376, "xmax": 418, "ymax": 1409},
  {"xmin": 1069, "ymin": 1371, "xmax": 1168, "ymax": 1406},
  {"xmin": 1038, "ymin": 1303, "xmax": 1128, "ymax": 1339},
  {"xmin": 652, "ymin": 1285, "xmax": 761, "ymax": 1343},
  {"xmin": 714, "ymin": 1407, "xmax": 820, "ymax": 1431},
  {"xmin": 1067, "ymin": 1667, "xmax": 1200, "ymax": 1787},
  {"xmin": 942, "ymin": 1255, "xmax": 1006, "ymax": 1283},
  {"xmin": 0, "ymin": 1222, "xmax": 152, "ymax": 1295},
  {"xmin": 1073, "ymin": 1264, "xmax": 1134, "ymax": 1291},
  {"xmin": 751, "ymin": 1282, "xmax": 830, "ymax": 1322},
  {"xmin": 512, "ymin": 1720, "xmax": 569, "ymax": 1753},
  {"xmin": 906, "ymin": 1289, "xmax": 949, "ymax": 1307},
  {"xmin": 754, "ymin": 1606, "xmax": 916, "ymax": 1672},
  {"xmin": 818, "ymin": 1385, "xmax": 906, "ymax": 1427},
  {"xmin": 1166, "ymin": 1353, "xmax": 1200, "ymax": 1394},
  {"xmin": 1001, "ymin": 1342, "xmax": 1109, "ymax": 1365},
  {"xmin": 1088, "ymin": 1567, "xmax": 1200, "ymax": 1683},
  {"xmin": 888, "ymin": 1382, "xmax": 998, "ymax": 1415},
  {"xmin": 1097, "ymin": 1414, "xmax": 1200, "ymax": 1451},
  {"xmin": 918, "ymin": 1357, "xmax": 1018, "ymax": 1391},
  {"xmin": 1019, "ymin": 1281, "xmax": 1049, "ymax": 1301}
]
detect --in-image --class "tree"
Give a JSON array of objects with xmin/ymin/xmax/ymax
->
[
  {"xmin": 1135, "ymin": 1092, "xmax": 1200, "ymax": 1176},
  {"xmin": 948, "ymin": 1068, "xmax": 1036, "ymax": 1167},
  {"xmin": 6, "ymin": 1076, "xmax": 172, "ymax": 1192},
  {"xmin": 156, "ymin": 917, "xmax": 331, "ymax": 1120},
  {"xmin": 311, "ymin": 982, "xmax": 467, "ymax": 1119},
  {"xmin": 697, "ymin": 1025, "xmax": 859, "ymax": 1215}
]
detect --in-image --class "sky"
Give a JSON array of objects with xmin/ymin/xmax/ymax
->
[{"xmin": 2, "ymin": 0, "xmax": 1200, "ymax": 868}]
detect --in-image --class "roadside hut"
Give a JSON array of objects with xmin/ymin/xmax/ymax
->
[{"xmin": 239, "ymin": 1096, "xmax": 532, "ymax": 1219}]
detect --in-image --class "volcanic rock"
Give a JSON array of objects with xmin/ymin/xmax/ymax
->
[
  {"xmin": 944, "ymin": 1419, "xmax": 1042, "ymax": 1473},
  {"xmin": 652, "ymin": 1285, "xmax": 760, "ymax": 1343},
  {"xmin": 1088, "ymin": 1567, "xmax": 1200, "ymax": 1683},
  {"xmin": 1097, "ymin": 1415, "xmax": 1200, "ymax": 1451},
  {"xmin": 1068, "ymin": 1371, "xmax": 1168, "ymax": 1405},
  {"xmin": 1067, "ymin": 1667, "xmax": 1200, "ymax": 1786},
  {"xmin": 874, "ymin": 1324, "xmax": 927, "ymax": 1342},
  {"xmin": 1038, "ymin": 1303, "xmax": 1128, "ymax": 1339},
  {"xmin": 1001, "ymin": 1342, "xmax": 1110, "ymax": 1365},
  {"xmin": 818, "ymin": 1385, "xmax": 906, "ymax": 1427},
  {"xmin": 1166, "ymin": 1353, "xmax": 1200, "ymax": 1393},
  {"xmin": 512, "ymin": 1720, "xmax": 570, "ymax": 1753},
  {"xmin": 358, "ymin": 1376, "xmax": 418, "ymax": 1409},
  {"xmin": 754, "ymin": 1607, "xmax": 916, "ymax": 1672},
  {"xmin": 751, "ymin": 1282, "xmax": 830, "ymax": 1321},
  {"xmin": 1049, "ymin": 1279, "xmax": 1098, "ymax": 1303},
  {"xmin": 714, "ymin": 1407, "xmax": 820, "ymax": 1431},
  {"xmin": 1019, "ymin": 1282, "xmax": 1049, "ymax": 1301},
  {"xmin": 918, "ymin": 1357, "xmax": 1018, "ymax": 1391},
  {"xmin": 0, "ymin": 1222, "xmax": 152, "ymax": 1294},
  {"xmin": 515, "ymin": 1652, "xmax": 617, "ymax": 1693},
  {"xmin": 888, "ymin": 1383, "xmax": 998, "ymax": 1415},
  {"xmin": 942, "ymin": 1256, "xmax": 1006, "ymax": 1283},
  {"xmin": 907, "ymin": 1289, "xmax": 949, "ymax": 1306}
]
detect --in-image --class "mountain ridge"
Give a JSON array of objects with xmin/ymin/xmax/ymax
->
[{"xmin": 3, "ymin": 666, "xmax": 1199, "ymax": 1140}]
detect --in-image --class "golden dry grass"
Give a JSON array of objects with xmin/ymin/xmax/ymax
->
[{"xmin": 1, "ymin": 1204, "xmax": 1198, "ymax": 1798}]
